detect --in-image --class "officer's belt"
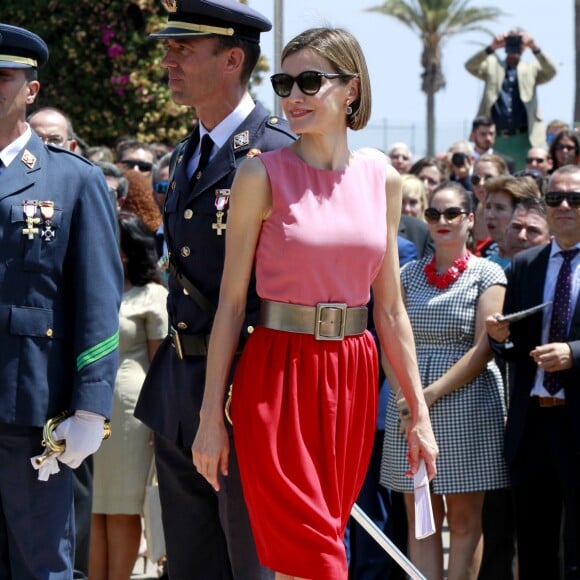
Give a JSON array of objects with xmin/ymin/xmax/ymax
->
[
  {"xmin": 169, "ymin": 326, "xmax": 245, "ymax": 359},
  {"xmin": 260, "ymin": 300, "xmax": 367, "ymax": 341}
]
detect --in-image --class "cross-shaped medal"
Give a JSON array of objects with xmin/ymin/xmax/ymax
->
[
  {"xmin": 212, "ymin": 211, "xmax": 227, "ymax": 236},
  {"xmin": 23, "ymin": 217, "xmax": 40, "ymax": 240}
]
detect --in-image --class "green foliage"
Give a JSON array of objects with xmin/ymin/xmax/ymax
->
[
  {"xmin": 2, "ymin": 1, "xmax": 192, "ymax": 146},
  {"xmin": 1, "ymin": 0, "xmax": 267, "ymax": 147}
]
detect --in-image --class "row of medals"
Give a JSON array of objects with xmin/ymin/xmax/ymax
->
[{"xmin": 23, "ymin": 200, "xmax": 55, "ymax": 240}]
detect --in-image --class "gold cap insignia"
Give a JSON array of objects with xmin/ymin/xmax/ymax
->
[
  {"xmin": 21, "ymin": 149, "xmax": 37, "ymax": 169},
  {"xmin": 162, "ymin": 0, "xmax": 177, "ymax": 13},
  {"xmin": 233, "ymin": 131, "xmax": 250, "ymax": 150}
]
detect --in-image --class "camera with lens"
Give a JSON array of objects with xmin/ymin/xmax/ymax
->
[
  {"xmin": 451, "ymin": 152, "xmax": 467, "ymax": 167},
  {"xmin": 505, "ymin": 35, "xmax": 522, "ymax": 55}
]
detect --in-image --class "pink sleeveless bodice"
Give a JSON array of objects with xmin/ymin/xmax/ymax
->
[{"xmin": 255, "ymin": 147, "xmax": 388, "ymax": 306}]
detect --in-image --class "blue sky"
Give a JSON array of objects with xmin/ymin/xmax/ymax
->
[{"xmin": 250, "ymin": 0, "xmax": 574, "ymax": 156}]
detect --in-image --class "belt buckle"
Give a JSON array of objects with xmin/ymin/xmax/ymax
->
[
  {"xmin": 315, "ymin": 303, "xmax": 347, "ymax": 341},
  {"xmin": 170, "ymin": 326, "xmax": 184, "ymax": 360}
]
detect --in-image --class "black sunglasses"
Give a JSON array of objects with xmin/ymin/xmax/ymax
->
[
  {"xmin": 544, "ymin": 191, "xmax": 580, "ymax": 208},
  {"xmin": 424, "ymin": 207, "xmax": 468, "ymax": 224},
  {"xmin": 270, "ymin": 70, "xmax": 355, "ymax": 98},
  {"xmin": 119, "ymin": 159, "xmax": 153, "ymax": 173},
  {"xmin": 555, "ymin": 144, "xmax": 577, "ymax": 152},
  {"xmin": 154, "ymin": 181, "xmax": 169, "ymax": 195},
  {"xmin": 470, "ymin": 174, "xmax": 494, "ymax": 186}
]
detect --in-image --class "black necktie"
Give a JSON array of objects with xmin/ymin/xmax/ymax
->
[
  {"xmin": 190, "ymin": 134, "xmax": 213, "ymax": 186},
  {"xmin": 544, "ymin": 248, "xmax": 579, "ymax": 395}
]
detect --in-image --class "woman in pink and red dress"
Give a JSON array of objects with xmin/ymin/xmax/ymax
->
[{"xmin": 192, "ymin": 27, "xmax": 438, "ymax": 580}]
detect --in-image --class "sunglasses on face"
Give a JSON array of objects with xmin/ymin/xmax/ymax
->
[
  {"xmin": 154, "ymin": 181, "xmax": 169, "ymax": 195},
  {"xmin": 544, "ymin": 191, "xmax": 580, "ymax": 208},
  {"xmin": 555, "ymin": 144, "xmax": 577, "ymax": 153},
  {"xmin": 270, "ymin": 70, "xmax": 355, "ymax": 98},
  {"xmin": 470, "ymin": 174, "xmax": 494, "ymax": 186},
  {"xmin": 119, "ymin": 159, "xmax": 153, "ymax": 172},
  {"xmin": 424, "ymin": 206, "xmax": 468, "ymax": 224}
]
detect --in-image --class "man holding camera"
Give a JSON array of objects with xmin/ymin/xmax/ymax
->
[{"xmin": 465, "ymin": 29, "xmax": 557, "ymax": 171}]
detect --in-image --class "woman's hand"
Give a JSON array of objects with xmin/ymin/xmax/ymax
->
[
  {"xmin": 191, "ymin": 416, "xmax": 230, "ymax": 492},
  {"xmin": 405, "ymin": 408, "xmax": 438, "ymax": 482}
]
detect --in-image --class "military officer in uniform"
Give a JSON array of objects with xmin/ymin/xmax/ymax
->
[
  {"xmin": 134, "ymin": 1, "xmax": 294, "ymax": 578},
  {"xmin": 0, "ymin": 24, "xmax": 122, "ymax": 579}
]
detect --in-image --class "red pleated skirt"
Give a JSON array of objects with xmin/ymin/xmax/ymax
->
[{"xmin": 232, "ymin": 326, "xmax": 377, "ymax": 580}]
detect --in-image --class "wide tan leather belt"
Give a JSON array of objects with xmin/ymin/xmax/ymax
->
[{"xmin": 260, "ymin": 300, "xmax": 367, "ymax": 341}]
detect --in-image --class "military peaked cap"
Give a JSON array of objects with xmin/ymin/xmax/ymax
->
[
  {"xmin": 0, "ymin": 23, "xmax": 48, "ymax": 69},
  {"xmin": 151, "ymin": 0, "xmax": 271, "ymax": 43}
]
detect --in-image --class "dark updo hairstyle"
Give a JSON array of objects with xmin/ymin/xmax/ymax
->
[
  {"xmin": 429, "ymin": 180, "xmax": 474, "ymax": 214},
  {"xmin": 118, "ymin": 211, "xmax": 163, "ymax": 287},
  {"xmin": 429, "ymin": 181, "xmax": 474, "ymax": 250}
]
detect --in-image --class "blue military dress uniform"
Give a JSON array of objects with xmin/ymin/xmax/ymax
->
[
  {"xmin": 0, "ymin": 131, "xmax": 123, "ymax": 578},
  {"xmin": 135, "ymin": 104, "xmax": 294, "ymax": 579}
]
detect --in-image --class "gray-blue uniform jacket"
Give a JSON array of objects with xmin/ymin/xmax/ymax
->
[
  {"xmin": 0, "ymin": 132, "xmax": 122, "ymax": 426},
  {"xmin": 135, "ymin": 102, "xmax": 294, "ymax": 446}
]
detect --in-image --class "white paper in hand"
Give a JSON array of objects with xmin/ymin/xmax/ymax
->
[{"xmin": 413, "ymin": 458, "xmax": 435, "ymax": 539}]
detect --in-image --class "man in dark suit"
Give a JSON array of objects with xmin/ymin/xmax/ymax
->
[
  {"xmin": 487, "ymin": 164, "xmax": 580, "ymax": 578},
  {"xmin": 134, "ymin": 2, "xmax": 294, "ymax": 579},
  {"xmin": 0, "ymin": 24, "xmax": 122, "ymax": 578}
]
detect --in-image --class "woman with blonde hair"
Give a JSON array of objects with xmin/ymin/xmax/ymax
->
[{"xmin": 401, "ymin": 173, "xmax": 428, "ymax": 221}]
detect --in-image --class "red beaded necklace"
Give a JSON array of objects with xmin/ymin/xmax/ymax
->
[{"xmin": 424, "ymin": 252, "xmax": 471, "ymax": 290}]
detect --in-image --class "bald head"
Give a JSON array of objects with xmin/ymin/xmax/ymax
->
[{"xmin": 28, "ymin": 107, "xmax": 77, "ymax": 152}]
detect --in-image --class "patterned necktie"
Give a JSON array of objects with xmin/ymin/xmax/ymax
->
[
  {"xmin": 190, "ymin": 134, "xmax": 213, "ymax": 186},
  {"xmin": 544, "ymin": 248, "xmax": 580, "ymax": 395}
]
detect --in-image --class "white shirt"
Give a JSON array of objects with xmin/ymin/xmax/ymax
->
[
  {"xmin": 186, "ymin": 92, "xmax": 255, "ymax": 179},
  {"xmin": 0, "ymin": 125, "xmax": 33, "ymax": 167},
  {"xmin": 530, "ymin": 240, "xmax": 580, "ymax": 398}
]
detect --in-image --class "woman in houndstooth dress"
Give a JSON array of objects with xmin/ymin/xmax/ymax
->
[{"xmin": 381, "ymin": 181, "xmax": 510, "ymax": 579}]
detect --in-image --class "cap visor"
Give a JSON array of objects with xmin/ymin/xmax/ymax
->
[
  {"xmin": 0, "ymin": 61, "xmax": 32, "ymax": 69},
  {"xmin": 149, "ymin": 27, "xmax": 214, "ymax": 39}
]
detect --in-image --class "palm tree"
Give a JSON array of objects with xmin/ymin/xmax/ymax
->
[{"xmin": 367, "ymin": 0, "xmax": 504, "ymax": 155}]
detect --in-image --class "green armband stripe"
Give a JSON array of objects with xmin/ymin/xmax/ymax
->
[{"xmin": 76, "ymin": 332, "xmax": 119, "ymax": 371}]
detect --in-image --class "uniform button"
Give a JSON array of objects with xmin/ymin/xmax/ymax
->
[
  {"xmin": 184, "ymin": 209, "xmax": 194, "ymax": 220},
  {"xmin": 46, "ymin": 328, "xmax": 53, "ymax": 337},
  {"xmin": 171, "ymin": 181, "xmax": 176, "ymax": 191},
  {"xmin": 270, "ymin": 116, "xmax": 279, "ymax": 124},
  {"xmin": 181, "ymin": 246, "xmax": 191, "ymax": 257},
  {"xmin": 183, "ymin": 288, "xmax": 189, "ymax": 295},
  {"xmin": 177, "ymin": 322, "xmax": 188, "ymax": 330},
  {"xmin": 247, "ymin": 325, "xmax": 254, "ymax": 334}
]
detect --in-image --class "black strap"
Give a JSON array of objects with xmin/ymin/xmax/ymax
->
[{"xmin": 167, "ymin": 261, "xmax": 216, "ymax": 317}]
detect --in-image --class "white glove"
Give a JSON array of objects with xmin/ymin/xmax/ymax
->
[{"xmin": 52, "ymin": 410, "xmax": 106, "ymax": 469}]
